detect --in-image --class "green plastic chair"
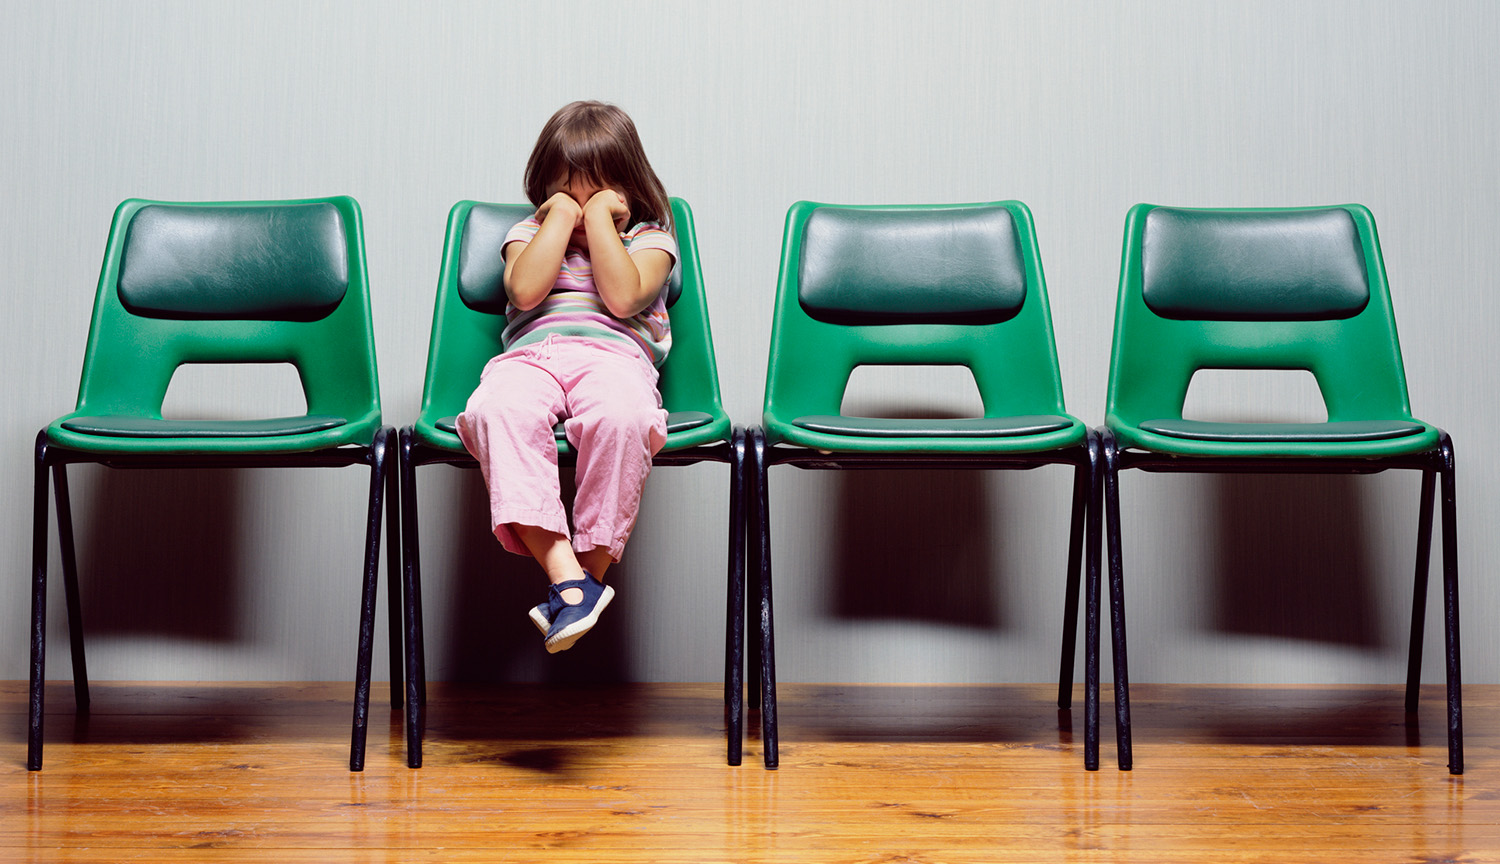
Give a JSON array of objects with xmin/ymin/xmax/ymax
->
[
  {"xmin": 751, "ymin": 200, "xmax": 1099, "ymax": 770},
  {"xmin": 30, "ymin": 196, "xmax": 398, "ymax": 772},
  {"xmin": 397, "ymin": 197, "xmax": 745, "ymax": 767},
  {"xmin": 1099, "ymin": 203, "xmax": 1461, "ymax": 772}
]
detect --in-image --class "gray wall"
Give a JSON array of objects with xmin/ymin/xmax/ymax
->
[{"xmin": 5, "ymin": 0, "xmax": 1496, "ymax": 686}]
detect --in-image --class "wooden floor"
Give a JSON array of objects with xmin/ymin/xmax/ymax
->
[{"xmin": 3, "ymin": 681, "xmax": 1494, "ymax": 862}]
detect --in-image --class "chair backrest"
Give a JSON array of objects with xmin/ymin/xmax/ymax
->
[
  {"xmin": 1105, "ymin": 204, "xmax": 1417, "ymax": 435},
  {"xmin": 70, "ymin": 197, "xmax": 381, "ymax": 434},
  {"xmin": 762, "ymin": 201, "xmax": 1070, "ymax": 435},
  {"xmin": 413, "ymin": 197, "xmax": 726, "ymax": 442}
]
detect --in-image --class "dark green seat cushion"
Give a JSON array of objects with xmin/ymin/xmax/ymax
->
[
  {"xmin": 1139, "ymin": 418, "xmax": 1426, "ymax": 443},
  {"xmin": 798, "ymin": 206, "xmax": 1027, "ymax": 325},
  {"xmin": 118, "ymin": 203, "xmax": 349, "ymax": 321},
  {"xmin": 435, "ymin": 410, "xmax": 714, "ymax": 438},
  {"xmin": 60, "ymin": 415, "xmax": 347, "ymax": 438},
  {"xmin": 1141, "ymin": 208, "xmax": 1370, "ymax": 321},
  {"xmin": 791, "ymin": 414, "xmax": 1073, "ymax": 438},
  {"xmin": 457, "ymin": 203, "xmax": 684, "ymax": 315}
]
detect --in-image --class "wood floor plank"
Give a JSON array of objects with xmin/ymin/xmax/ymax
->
[{"xmin": 0, "ymin": 681, "xmax": 1492, "ymax": 862}]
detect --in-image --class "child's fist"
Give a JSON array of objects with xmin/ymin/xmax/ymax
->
[
  {"xmin": 586, "ymin": 189, "xmax": 631, "ymax": 232},
  {"xmin": 536, "ymin": 191, "xmax": 584, "ymax": 227}
]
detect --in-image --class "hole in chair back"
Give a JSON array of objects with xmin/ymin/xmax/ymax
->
[
  {"xmin": 840, "ymin": 365, "xmax": 985, "ymax": 420},
  {"xmin": 1181, "ymin": 368, "xmax": 1328, "ymax": 424},
  {"xmin": 161, "ymin": 363, "xmax": 309, "ymax": 421}
]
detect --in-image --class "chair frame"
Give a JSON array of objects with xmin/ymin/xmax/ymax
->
[
  {"xmin": 1097, "ymin": 433, "xmax": 1460, "ymax": 772},
  {"xmin": 397, "ymin": 197, "xmax": 747, "ymax": 768},
  {"xmin": 30, "ymin": 434, "xmax": 400, "ymax": 771},
  {"xmin": 748, "ymin": 432, "xmax": 1101, "ymax": 769}
]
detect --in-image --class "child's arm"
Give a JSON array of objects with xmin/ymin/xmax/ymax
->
[
  {"xmin": 503, "ymin": 193, "xmax": 583, "ymax": 311},
  {"xmin": 582, "ymin": 190, "xmax": 673, "ymax": 318}
]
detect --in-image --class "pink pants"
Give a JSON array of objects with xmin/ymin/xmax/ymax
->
[{"xmin": 455, "ymin": 335, "xmax": 668, "ymax": 561}]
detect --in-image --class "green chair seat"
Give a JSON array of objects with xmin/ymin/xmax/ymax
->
[
  {"xmin": 60, "ymin": 414, "xmax": 347, "ymax": 438},
  {"xmin": 1137, "ymin": 418, "xmax": 1426, "ymax": 443},
  {"xmin": 792, "ymin": 414, "xmax": 1073, "ymax": 439}
]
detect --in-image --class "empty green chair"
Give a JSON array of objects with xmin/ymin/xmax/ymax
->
[
  {"xmin": 30, "ymin": 196, "xmax": 397, "ymax": 772},
  {"xmin": 751, "ymin": 200, "xmax": 1099, "ymax": 770},
  {"xmin": 1099, "ymin": 203, "xmax": 1461, "ymax": 772},
  {"xmin": 398, "ymin": 197, "xmax": 745, "ymax": 768}
]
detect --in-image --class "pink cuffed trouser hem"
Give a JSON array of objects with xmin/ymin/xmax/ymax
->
[{"xmin": 455, "ymin": 335, "xmax": 668, "ymax": 562}]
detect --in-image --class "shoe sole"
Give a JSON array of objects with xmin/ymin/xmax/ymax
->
[
  {"xmin": 527, "ymin": 604, "xmax": 550, "ymax": 635},
  {"xmin": 544, "ymin": 585, "xmax": 615, "ymax": 654}
]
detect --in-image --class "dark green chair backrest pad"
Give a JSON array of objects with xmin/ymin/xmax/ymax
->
[
  {"xmin": 457, "ymin": 203, "xmax": 683, "ymax": 314},
  {"xmin": 118, "ymin": 203, "xmax": 349, "ymax": 321},
  {"xmin": 798, "ymin": 205, "xmax": 1025, "ymax": 325},
  {"xmin": 1106, "ymin": 204, "xmax": 1427, "ymax": 452},
  {"xmin": 1141, "ymin": 207, "xmax": 1369, "ymax": 321}
]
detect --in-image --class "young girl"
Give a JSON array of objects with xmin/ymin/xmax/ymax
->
[{"xmin": 456, "ymin": 101, "xmax": 677, "ymax": 653}]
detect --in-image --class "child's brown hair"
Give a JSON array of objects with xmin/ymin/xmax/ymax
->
[{"xmin": 523, "ymin": 101, "xmax": 671, "ymax": 229}]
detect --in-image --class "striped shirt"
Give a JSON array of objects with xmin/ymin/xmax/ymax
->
[{"xmin": 501, "ymin": 218, "xmax": 677, "ymax": 367}]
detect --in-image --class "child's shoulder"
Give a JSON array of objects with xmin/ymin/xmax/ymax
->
[
  {"xmin": 624, "ymin": 221, "xmax": 675, "ymax": 247},
  {"xmin": 504, "ymin": 215, "xmax": 543, "ymax": 243}
]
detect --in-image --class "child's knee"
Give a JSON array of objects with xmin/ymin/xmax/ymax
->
[
  {"xmin": 613, "ymin": 403, "xmax": 667, "ymax": 440},
  {"xmin": 570, "ymin": 405, "xmax": 666, "ymax": 451}
]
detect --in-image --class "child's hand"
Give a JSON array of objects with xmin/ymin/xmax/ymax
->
[
  {"xmin": 535, "ymin": 191, "xmax": 584, "ymax": 228},
  {"xmin": 584, "ymin": 189, "xmax": 631, "ymax": 233}
]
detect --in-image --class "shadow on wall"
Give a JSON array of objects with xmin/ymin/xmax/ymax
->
[
  {"xmin": 434, "ymin": 467, "xmax": 631, "ymax": 684},
  {"xmin": 77, "ymin": 466, "xmax": 244, "ymax": 641},
  {"xmin": 829, "ymin": 469, "xmax": 1000, "ymax": 629},
  {"xmin": 1207, "ymin": 473, "xmax": 1384, "ymax": 648}
]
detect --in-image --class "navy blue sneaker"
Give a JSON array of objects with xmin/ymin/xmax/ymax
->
[{"xmin": 532, "ymin": 573, "xmax": 615, "ymax": 653}]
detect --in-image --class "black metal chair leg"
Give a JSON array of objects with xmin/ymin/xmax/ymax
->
[
  {"xmin": 349, "ymin": 428, "xmax": 389, "ymax": 772},
  {"xmin": 1437, "ymin": 432, "xmax": 1462, "ymax": 774},
  {"xmin": 51, "ymin": 463, "xmax": 89, "ymax": 713},
  {"xmin": 746, "ymin": 436, "xmax": 763, "ymax": 716},
  {"xmin": 399, "ymin": 428, "xmax": 425, "ymax": 768},
  {"xmin": 1100, "ymin": 430, "xmax": 1132, "ymax": 770},
  {"xmin": 750, "ymin": 428, "xmax": 779, "ymax": 769},
  {"xmin": 747, "ymin": 606, "xmax": 763, "ymax": 713},
  {"xmin": 725, "ymin": 428, "xmax": 747, "ymax": 766},
  {"xmin": 29, "ymin": 434, "xmax": 51, "ymax": 771},
  {"xmin": 1083, "ymin": 433, "xmax": 1102, "ymax": 771},
  {"xmin": 1404, "ymin": 468, "xmax": 1436, "ymax": 713},
  {"xmin": 385, "ymin": 449, "xmax": 404, "ymax": 713},
  {"xmin": 1057, "ymin": 446, "xmax": 1090, "ymax": 711}
]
